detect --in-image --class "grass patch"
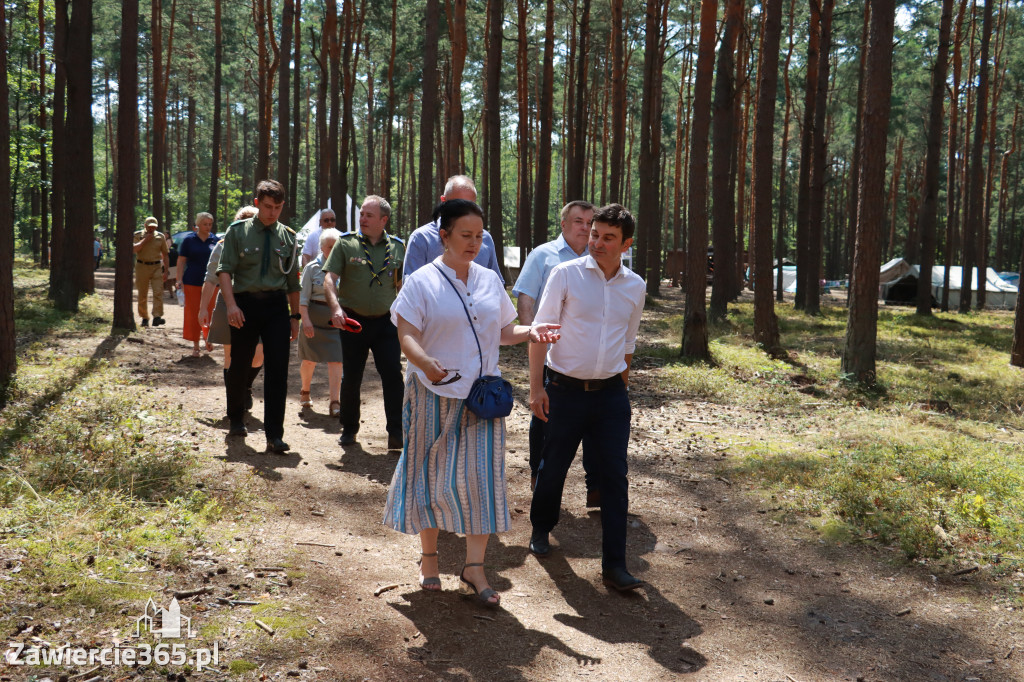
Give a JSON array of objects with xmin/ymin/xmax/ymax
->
[
  {"xmin": 640, "ymin": 298, "xmax": 1024, "ymax": 576},
  {"xmin": 12, "ymin": 258, "xmax": 109, "ymax": 339}
]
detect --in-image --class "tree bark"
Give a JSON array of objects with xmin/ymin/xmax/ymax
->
[
  {"xmin": 207, "ymin": 0, "xmax": 222, "ymax": 222},
  {"xmin": 841, "ymin": 0, "xmax": 896, "ymax": 385},
  {"xmin": 794, "ymin": 0, "xmax": 820, "ymax": 309},
  {"xmin": 681, "ymin": 0, "xmax": 718, "ymax": 361},
  {"xmin": 709, "ymin": 0, "xmax": 742, "ymax": 321},
  {"xmin": 751, "ymin": 0, "xmax": 784, "ymax": 354},
  {"xmin": 915, "ymin": 0, "xmax": 954, "ymax": 315},
  {"xmin": 776, "ymin": 0, "xmax": 796, "ymax": 302},
  {"xmin": 515, "ymin": 0, "xmax": 531, "ymax": 261},
  {"xmin": 639, "ymin": 0, "xmax": 667, "ymax": 297},
  {"xmin": 532, "ymin": 0, "xmax": 556, "ymax": 248},
  {"xmin": 444, "ymin": 0, "xmax": 467, "ymax": 177},
  {"xmin": 961, "ymin": 0, "xmax": 992, "ymax": 312},
  {"xmin": 278, "ymin": 0, "xmax": 295, "ymax": 223},
  {"xmin": 114, "ymin": 0, "xmax": 140, "ymax": 331},
  {"xmin": 565, "ymin": 0, "xmax": 590, "ymax": 201},
  {"xmin": 49, "ymin": 0, "xmax": 67, "ymax": 300},
  {"xmin": 0, "ymin": 0, "xmax": 14, "ymax": 405},
  {"xmin": 482, "ymin": 0, "xmax": 504, "ymax": 278},
  {"xmin": 804, "ymin": 0, "xmax": 833, "ymax": 316},
  {"xmin": 417, "ymin": 0, "xmax": 441, "ymax": 224},
  {"xmin": 609, "ymin": 0, "xmax": 626, "ymax": 199}
]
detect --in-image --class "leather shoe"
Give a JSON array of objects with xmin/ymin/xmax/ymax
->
[
  {"xmin": 228, "ymin": 422, "xmax": 247, "ymax": 437},
  {"xmin": 529, "ymin": 532, "xmax": 551, "ymax": 557},
  {"xmin": 387, "ymin": 433, "xmax": 403, "ymax": 450},
  {"xmin": 586, "ymin": 489, "xmax": 601, "ymax": 508},
  {"xmin": 266, "ymin": 438, "xmax": 290, "ymax": 453},
  {"xmin": 152, "ymin": 316, "xmax": 166, "ymax": 327},
  {"xmin": 339, "ymin": 432, "xmax": 357, "ymax": 446},
  {"xmin": 601, "ymin": 567, "xmax": 644, "ymax": 592},
  {"xmin": 140, "ymin": 318, "xmax": 149, "ymax": 327}
]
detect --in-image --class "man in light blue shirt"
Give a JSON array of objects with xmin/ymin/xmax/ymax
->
[
  {"xmin": 512, "ymin": 200, "xmax": 596, "ymax": 504},
  {"xmin": 403, "ymin": 175, "xmax": 504, "ymax": 282}
]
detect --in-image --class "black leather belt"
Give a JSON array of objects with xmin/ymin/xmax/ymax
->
[
  {"xmin": 310, "ymin": 299, "xmax": 329, "ymax": 306},
  {"xmin": 137, "ymin": 260, "xmax": 161, "ymax": 265},
  {"xmin": 235, "ymin": 290, "xmax": 285, "ymax": 301},
  {"xmin": 547, "ymin": 369, "xmax": 622, "ymax": 392},
  {"xmin": 343, "ymin": 307, "xmax": 388, "ymax": 319}
]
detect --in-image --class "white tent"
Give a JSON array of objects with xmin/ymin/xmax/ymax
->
[
  {"xmin": 771, "ymin": 265, "xmax": 797, "ymax": 292},
  {"xmin": 879, "ymin": 261, "xmax": 1019, "ymax": 309}
]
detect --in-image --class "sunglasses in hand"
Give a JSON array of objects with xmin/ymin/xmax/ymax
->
[{"xmin": 432, "ymin": 369, "xmax": 462, "ymax": 386}]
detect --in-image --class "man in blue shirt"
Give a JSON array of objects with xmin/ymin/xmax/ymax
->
[
  {"xmin": 512, "ymin": 200, "xmax": 598, "ymax": 505},
  {"xmin": 403, "ymin": 175, "xmax": 504, "ymax": 283}
]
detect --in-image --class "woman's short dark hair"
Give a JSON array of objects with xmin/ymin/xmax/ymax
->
[
  {"xmin": 593, "ymin": 203, "xmax": 636, "ymax": 240},
  {"xmin": 434, "ymin": 199, "xmax": 484, "ymax": 234}
]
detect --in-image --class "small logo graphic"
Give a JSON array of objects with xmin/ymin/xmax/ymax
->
[{"xmin": 135, "ymin": 598, "xmax": 194, "ymax": 639}]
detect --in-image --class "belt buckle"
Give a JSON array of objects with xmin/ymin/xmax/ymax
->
[{"xmin": 583, "ymin": 379, "xmax": 597, "ymax": 392}]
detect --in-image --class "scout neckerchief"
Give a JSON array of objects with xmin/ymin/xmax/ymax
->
[{"xmin": 360, "ymin": 231, "xmax": 391, "ymax": 287}]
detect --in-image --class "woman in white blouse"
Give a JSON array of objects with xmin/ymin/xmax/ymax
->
[
  {"xmin": 298, "ymin": 228, "xmax": 344, "ymax": 416},
  {"xmin": 385, "ymin": 199, "xmax": 560, "ymax": 608}
]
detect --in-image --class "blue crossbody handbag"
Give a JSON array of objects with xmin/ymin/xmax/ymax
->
[{"xmin": 433, "ymin": 265, "xmax": 514, "ymax": 419}]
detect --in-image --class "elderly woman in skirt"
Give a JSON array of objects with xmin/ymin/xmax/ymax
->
[
  {"xmin": 298, "ymin": 228, "xmax": 344, "ymax": 416},
  {"xmin": 384, "ymin": 199, "xmax": 560, "ymax": 608}
]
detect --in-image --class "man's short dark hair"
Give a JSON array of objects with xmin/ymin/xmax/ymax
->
[
  {"xmin": 592, "ymin": 203, "xmax": 635, "ymax": 240},
  {"xmin": 560, "ymin": 200, "xmax": 596, "ymax": 222},
  {"xmin": 254, "ymin": 180, "xmax": 285, "ymax": 203}
]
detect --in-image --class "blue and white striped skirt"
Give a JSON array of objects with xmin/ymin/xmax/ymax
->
[{"xmin": 383, "ymin": 374, "xmax": 511, "ymax": 535}]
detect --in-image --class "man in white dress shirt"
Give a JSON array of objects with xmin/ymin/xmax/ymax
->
[
  {"xmin": 527, "ymin": 203, "xmax": 646, "ymax": 592},
  {"xmin": 513, "ymin": 200, "xmax": 599, "ymax": 503},
  {"xmin": 301, "ymin": 209, "xmax": 339, "ymax": 267}
]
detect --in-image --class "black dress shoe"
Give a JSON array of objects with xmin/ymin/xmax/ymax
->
[
  {"xmin": 266, "ymin": 438, "xmax": 290, "ymax": 453},
  {"xmin": 140, "ymin": 318, "xmax": 149, "ymax": 327},
  {"xmin": 228, "ymin": 422, "xmax": 248, "ymax": 437},
  {"xmin": 601, "ymin": 567, "xmax": 644, "ymax": 592},
  {"xmin": 339, "ymin": 432, "xmax": 357, "ymax": 446},
  {"xmin": 387, "ymin": 433, "xmax": 403, "ymax": 450},
  {"xmin": 529, "ymin": 532, "xmax": 551, "ymax": 557},
  {"xmin": 152, "ymin": 316, "xmax": 166, "ymax": 327},
  {"xmin": 586, "ymin": 489, "xmax": 601, "ymax": 508}
]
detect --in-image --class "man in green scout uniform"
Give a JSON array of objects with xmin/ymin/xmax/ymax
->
[
  {"xmin": 216, "ymin": 180, "xmax": 301, "ymax": 453},
  {"xmin": 133, "ymin": 216, "xmax": 170, "ymax": 327},
  {"xmin": 323, "ymin": 195, "xmax": 405, "ymax": 450}
]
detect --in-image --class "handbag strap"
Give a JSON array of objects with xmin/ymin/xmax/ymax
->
[{"xmin": 433, "ymin": 264, "xmax": 484, "ymax": 379}]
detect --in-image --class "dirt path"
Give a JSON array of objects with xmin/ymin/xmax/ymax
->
[{"xmin": 90, "ymin": 270, "xmax": 1024, "ymax": 681}]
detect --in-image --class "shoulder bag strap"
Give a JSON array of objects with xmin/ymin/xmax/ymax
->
[{"xmin": 433, "ymin": 264, "xmax": 484, "ymax": 379}]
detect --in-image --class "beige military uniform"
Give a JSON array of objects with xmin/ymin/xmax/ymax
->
[{"xmin": 135, "ymin": 229, "xmax": 169, "ymax": 319}]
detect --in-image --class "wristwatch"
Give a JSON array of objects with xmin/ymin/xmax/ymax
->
[{"xmin": 290, "ymin": 313, "xmax": 301, "ymax": 320}]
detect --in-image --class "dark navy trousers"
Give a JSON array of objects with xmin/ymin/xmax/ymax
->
[
  {"xmin": 530, "ymin": 374, "xmax": 631, "ymax": 570},
  {"xmin": 529, "ymin": 366, "xmax": 597, "ymax": 490}
]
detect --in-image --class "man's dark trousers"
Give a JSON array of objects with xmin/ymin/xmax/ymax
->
[
  {"xmin": 339, "ymin": 313, "xmax": 404, "ymax": 440},
  {"xmin": 530, "ymin": 375, "xmax": 630, "ymax": 569},
  {"xmin": 227, "ymin": 291, "xmax": 290, "ymax": 441}
]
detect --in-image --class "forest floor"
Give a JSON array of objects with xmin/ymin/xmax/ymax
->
[{"xmin": 3, "ymin": 267, "xmax": 1024, "ymax": 682}]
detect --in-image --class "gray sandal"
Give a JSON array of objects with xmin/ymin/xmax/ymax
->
[
  {"xmin": 459, "ymin": 563, "xmax": 500, "ymax": 608},
  {"xmin": 418, "ymin": 552, "xmax": 441, "ymax": 591}
]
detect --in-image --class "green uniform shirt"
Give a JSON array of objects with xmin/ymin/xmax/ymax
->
[
  {"xmin": 134, "ymin": 230, "xmax": 169, "ymax": 263},
  {"xmin": 216, "ymin": 217, "xmax": 301, "ymax": 294},
  {"xmin": 322, "ymin": 231, "xmax": 405, "ymax": 316}
]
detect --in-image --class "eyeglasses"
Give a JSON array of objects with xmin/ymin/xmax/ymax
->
[
  {"xmin": 432, "ymin": 370, "xmax": 462, "ymax": 386},
  {"xmin": 322, "ymin": 218, "xmax": 337, "ymax": 224}
]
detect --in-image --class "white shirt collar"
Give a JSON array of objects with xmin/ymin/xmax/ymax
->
[{"xmin": 583, "ymin": 254, "xmax": 626, "ymax": 281}]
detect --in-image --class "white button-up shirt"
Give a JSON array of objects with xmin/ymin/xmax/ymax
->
[
  {"xmin": 391, "ymin": 257, "xmax": 516, "ymax": 399},
  {"xmin": 533, "ymin": 254, "xmax": 646, "ymax": 380}
]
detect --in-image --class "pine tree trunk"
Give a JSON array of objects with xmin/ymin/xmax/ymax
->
[
  {"xmin": 207, "ymin": 0, "xmax": 222, "ymax": 222},
  {"xmin": 681, "ymin": 0, "xmax": 717, "ymax": 361},
  {"xmin": 565, "ymin": 0, "xmax": 590, "ymax": 201},
  {"xmin": 278, "ymin": 0, "xmax": 294, "ymax": 222},
  {"xmin": 794, "ymin": 1, "xmax": 820, "ymax": 309},
  {"xmin": 482, "ymin": 0, "xmax": 504, "ymax": 277},
  {"xmin": 752, "ymin": 0, "xmax": 784, "ymax": 354},
  {"xmin": 0, "ymin": 0, "xmax": 14, "ymax": 405},
  {"xmin": 417, "ymin": 0, "xmax": 441, "ymax": 223},
  {"xmin": 962, "ymin": 0, "xmax": 992, "ymax": 312},
  {"xmin": 532, "ymin": 0, "xmax": 555, "ymax": 248},
  {"xmin": 515, "ymin": 0, "xmax": 531, "ymax": 261},
  {"xmin": 445, "ymin": 0, "xmax": 467, "ymax": 177},
  {"xmin": 49, "ymin": 0, "xmax": 68, "ymax": 303},
  {"xmin": 804, "ymin": 0, "xmax": 833, "ymax": 316},
  {"xmin": 710, "ymin": 0, "xmax": 742, "ymax": 321},
  {"xmin": 186, "ymin": 96, "xmax": 196, "ymax": 223},
  {"xmin": 776, "ymin": 0, "xmax": 796, "ymax": 302},
  {"xmin": 639, "ymin": 0, "xmax": 666, "ymax": 297},
  {"xmin": 290, "ymin": 0, "xmax": 302, "ymax": 213},
  {"xmin": 841, "ymin": 0, "xmax": 896, "ymax": 385},
  {"xmin": 114, "ymin": 0, "xmax": 139, "ymax": 331},
  {"xmin": 915, "ymin": 0, "xmax": 954, "ymax": 315},
  {"xmin": 609, "ymin": 0, "xmax": 625, "ymax": 199}
]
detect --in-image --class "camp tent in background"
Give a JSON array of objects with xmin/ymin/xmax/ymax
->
[
  {"xmin": 878, "ymin": 259, "xmax": 1019, "ymax": 310},
  {"xmin": 772, "ymin": 265, "xmax": 798, "ymax": 293}
]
